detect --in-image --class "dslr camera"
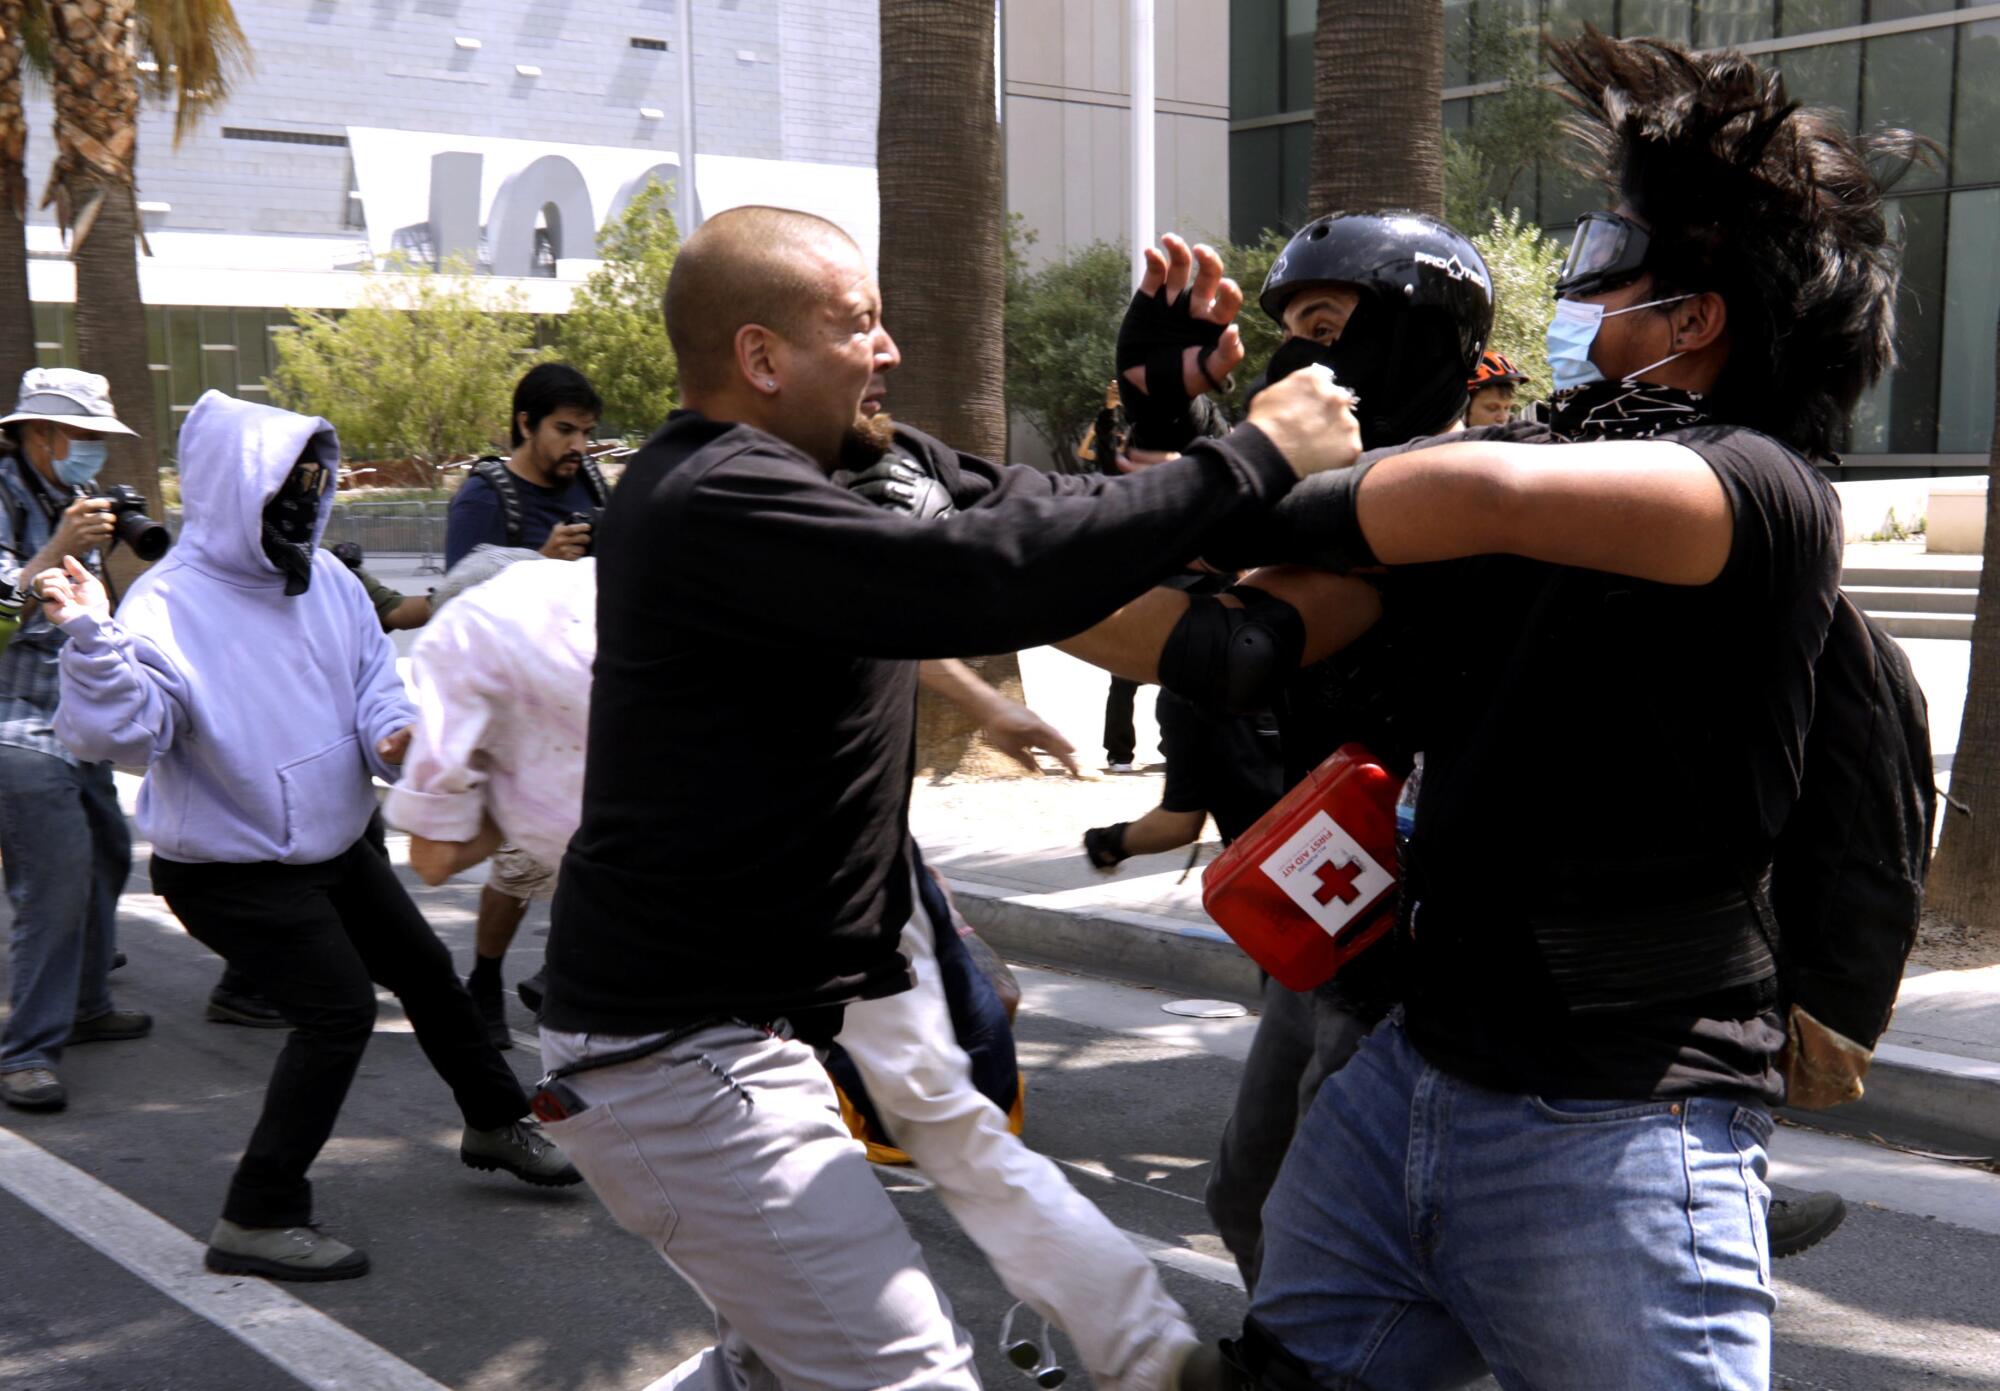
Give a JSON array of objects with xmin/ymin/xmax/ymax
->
[{"xmin": 82, "ymin": 483, "xmax": 173, "ymax": 562}]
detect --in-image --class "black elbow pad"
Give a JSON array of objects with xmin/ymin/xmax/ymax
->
[{"xmin": 1158, "ymin": 588, "xmax": 1306, "ymax": 714}]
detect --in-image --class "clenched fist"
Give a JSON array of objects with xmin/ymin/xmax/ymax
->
[{"xmin": 1246, "ymin": 366, "xmax": 1363, "ymax": 479}]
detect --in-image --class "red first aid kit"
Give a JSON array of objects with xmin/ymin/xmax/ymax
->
[{"xmin": 1201, "ymin": 743, "xmax": 1402, "ymax": 992}]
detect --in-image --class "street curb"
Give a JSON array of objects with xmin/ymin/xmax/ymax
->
[
  {"xmin": 1781, "ymin": 1043, "xmax": 2000, "ymax": 1159},
  {"xmin": 941, "ymin": 874, "xmax": 1262, "ymax": 1004},
  {"xmin": 946, "ymin": 875, "xmax": 2000, "ymax": 1155}
]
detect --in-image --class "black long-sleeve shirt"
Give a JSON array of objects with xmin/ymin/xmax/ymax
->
[{"xmin": 542, "ymin": 411, "xmax": 1296, "ymax": 1034}]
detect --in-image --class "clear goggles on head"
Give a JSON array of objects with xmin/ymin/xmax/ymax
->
[{"xmin": 1555, "ymin": 211, "xmax": 1652, "ymax": 301}]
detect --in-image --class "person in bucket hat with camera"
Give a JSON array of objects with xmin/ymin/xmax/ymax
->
[{"xmin": 0, "ymin": 368, "xmax": 148, "ymax": 1112}]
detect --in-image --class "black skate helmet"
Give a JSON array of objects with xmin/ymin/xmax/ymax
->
[{"xmin": 1259, "ymin": 211, "xmax": 1495, "ymax": 447}]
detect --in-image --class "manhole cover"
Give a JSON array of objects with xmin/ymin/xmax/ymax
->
[{"xmin": 1161, "ymin": 998, "xmax": 1248, "ymax": 1019}]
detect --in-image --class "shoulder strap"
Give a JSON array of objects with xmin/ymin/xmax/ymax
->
[
  {"xmin": 579, "ymin": 455, "xmax": 610, "ymax": 507},
  {"xmin": 471, "ymin": 459, "xmax": 524, "ymax": 547}
]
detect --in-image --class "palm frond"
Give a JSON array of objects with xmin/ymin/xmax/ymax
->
[
  {"xmin": 134, "ymin": 0, "xmax": 249, "ymax": 142},
  {"xmin": 19, "ymin": 0, "xmax": 50, "ymax": 75}
]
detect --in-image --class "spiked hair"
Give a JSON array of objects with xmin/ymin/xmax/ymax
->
[{"xmin": 1546, "ymin": 28, "xmax": 1931, "ymax": 458}]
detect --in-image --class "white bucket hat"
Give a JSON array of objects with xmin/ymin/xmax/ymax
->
[{"xmin": 0, "ymin": 367, "xmax": 138, "ymax": 437}]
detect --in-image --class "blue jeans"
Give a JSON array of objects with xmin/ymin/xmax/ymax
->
[
  {"xmin": 0, "ymin": 745, "xmax": 132, "ymax": 1073},
  {"xmin": 1252, "ymin": 1015, "xmax": 1775, "ymax": 1391}
]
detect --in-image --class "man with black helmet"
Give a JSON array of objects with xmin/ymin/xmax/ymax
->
[
  {"xmin": 1109, "ymin": 29, "xmax": 1916, "ymax": 1389},
  {"xmin": 1071, "ymin": 210, "xmax": 1497, "ymax": 1286}
]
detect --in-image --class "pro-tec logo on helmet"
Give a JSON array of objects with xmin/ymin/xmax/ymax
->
[{"xmin": 1414, "ymin": 251, "xmax": 1490, "ymax": 290}]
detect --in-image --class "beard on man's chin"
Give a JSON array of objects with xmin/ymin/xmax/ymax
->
[{"xmin": 837, "ymin": 410, "xmax": 897, "ymax": 473}]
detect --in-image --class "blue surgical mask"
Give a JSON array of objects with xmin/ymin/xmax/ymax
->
[
  {"xmin": 1544, "ymin": 294, "xmax": 1694, "ymax": 393},
  {"xmin": 54, "ymin": 439, "xmax": 107, "ymax": 487}
]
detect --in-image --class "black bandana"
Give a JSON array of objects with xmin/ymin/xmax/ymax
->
[
  {"xmin": 1258, "ymin": 299, "xmax": 1470, "ymax": 451},
  {"xmin": 1545, "ymin": 381, "xmax": 1711, "ymax": 442},
  {"xmin": 261, "ymin": 491, "xmax": 319, "ymax": 597}
]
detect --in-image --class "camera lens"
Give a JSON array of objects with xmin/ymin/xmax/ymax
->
[{"xmin": 119, "ymin": 513, "xmax": 172, "ymax": 562}]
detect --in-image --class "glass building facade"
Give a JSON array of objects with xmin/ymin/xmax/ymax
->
[{"xmin": 1230, "ymin": 1, "xmax": 2000, "ymax": 466}]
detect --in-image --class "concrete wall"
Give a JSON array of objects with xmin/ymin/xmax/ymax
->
[
  {"xmin": 1830, "ymin": 474, "xmax": 1988, "ymax": 550},
  {"xmin": 18, "ymin": 0, "xmax": 1218, "ymax": 270},
  {"xmin": 1928, "ymin": 481, "xmax": 1987, "ymax": 556},
  {"xmin": 18, "ymin": 0, "xmax": 876, "ymax": 242},
  {"xmin": 1003, "ymin": 0, "xmax": 1230, "ymax": 265}
]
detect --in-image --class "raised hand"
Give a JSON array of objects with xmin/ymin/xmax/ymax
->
[
  {"xmin": 1121, "ymin": 234, "xmax": 1248, "ymax": 402},
  {"xmin": 35, "ymin": 555, "xmax": 110, "ymax": 627}
]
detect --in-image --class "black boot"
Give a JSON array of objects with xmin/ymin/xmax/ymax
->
[
  {"xmin": 467, "ymin": 962, "xmax": 512, "ymax": 1050},
  {"xmin": 1084, "ymin": 823, "xmax": 1130, "ymax": 871},
  {"xmin": 207, "ymin": 966, "xmax": 289, "ymax": 1029},
  {"xmin": 1769, "ymin": 1190, "xmax": 1847, "ymax": 1259}
]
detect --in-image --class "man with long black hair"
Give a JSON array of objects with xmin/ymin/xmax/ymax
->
[
  {"xmin": 445, "ymin": 361, "xmax": 609, "ymax": 1043},
  {"xmin": 1087, "ymin": 30, "xmax": 1921, "ymax": 1389}
]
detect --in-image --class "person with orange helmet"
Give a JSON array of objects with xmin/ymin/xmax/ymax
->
[{"xmin": 1464, "ymin": 348, "xmax": 1530, "ymax": 426}]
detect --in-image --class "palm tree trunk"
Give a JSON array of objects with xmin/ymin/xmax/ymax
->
[
  {"xmin": 44, "ymin": 0, "xmax": 162, "ymax": 589},
  {"xmin": 1311, "ymin": 0, "xmax": 1445, "ymax": 218},
  {"xmin": 879, "ymin": 0, "xmax": 1027, "ymax": 778},
  {"xmin": 0, "ymin": 0, "xmax": 36, "ymax": 393},
  {"xmin": 878, "ymin": 0, "xmax": 1006, "ymax": 460},
  {"xmin": 1925, "ymin": 310, "xmax": 2000, "ymax": 925}
]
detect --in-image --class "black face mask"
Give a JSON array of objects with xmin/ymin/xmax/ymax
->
[
  {"xmin": 261, "ymin": 478, "xmax": 321, "ymax": 597},
  {"xmin": 1257, "ymin": 299, "xmax": 1469, "ymax": 451},
  {"xmin": 1545, "ymin": 381, "xmax": 1711, "ymax": 442}
]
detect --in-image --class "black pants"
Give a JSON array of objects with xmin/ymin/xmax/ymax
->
[
  {"xmin": 1103, "ymin": 676, "xmax": 1139, "ymax": 765},
  {"xmin": 152, "ymin": 836, "xmax": 528, "ymax": 1227},
  {"xmin": 1157, "ymin": 691, "xmax": 1285, "ymax": 845},
  {"xmin": 211, "ymin": 813, "xmax": 391, "ymax": 1001}
]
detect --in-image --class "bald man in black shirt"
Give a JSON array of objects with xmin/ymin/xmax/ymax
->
[{"xmin": 534, "ymin": 205, "xmax": 1361, "ymax": 1391}]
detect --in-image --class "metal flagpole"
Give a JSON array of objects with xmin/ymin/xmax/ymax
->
[
  {"xmin": 1129, "ymin": 0, "xmax": 1155, "ymax": 288},
  {"xmin": 678, "ymin": 0, "xmax": 701, "ymax": 234}
]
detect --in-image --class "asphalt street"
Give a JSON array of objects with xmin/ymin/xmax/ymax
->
[{"xmin": 5, "ymin": 837, "xmax": 2000, "ymax": 1391}]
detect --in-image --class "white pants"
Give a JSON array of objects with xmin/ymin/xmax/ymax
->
[{"xmin": 837, "ymin": 902, "xmax": 1198, "ymax": 1391}]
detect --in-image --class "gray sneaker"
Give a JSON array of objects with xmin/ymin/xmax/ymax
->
[
  {"xmin": 461, "ymin": 1117, "xmax": 582, "ymax": 1187},
  {"xmin": 204, "ymin": 1219, "xmax": 369, "ymax": 1282},
  {"xmin": 0, "ymin": 1067, "xmax": 66, "ymax": 1111}
]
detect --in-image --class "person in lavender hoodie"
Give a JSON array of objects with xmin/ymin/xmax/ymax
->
[{"xmin": 37, "ymin": 391, "xmax": 578, "ymax": 1284}]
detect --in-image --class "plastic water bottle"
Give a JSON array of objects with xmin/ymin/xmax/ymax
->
[{"xmin": 1394, "ymin": 753, "xmax": 1424, "ymax": 869}]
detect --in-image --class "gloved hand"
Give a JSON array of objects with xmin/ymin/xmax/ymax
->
[
  {"xmin": 1117, "ymin": 288, "xmax": 1226, "ymax": 451},
  {"xmin": 846, "ymin": 453, "xmax": 954, "ymax": 521},
  {"xmin": 1116, "ymin": 235, "xmax": 1245, "ymax": 451},
  {"xmin": 329, "ymin": 540, "xmax": 366, "ymax": 572}
]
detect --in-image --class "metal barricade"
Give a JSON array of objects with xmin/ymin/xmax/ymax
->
[{"xmin": 319, "ymin": 501, "xmax": 448, "ymax": 569}]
